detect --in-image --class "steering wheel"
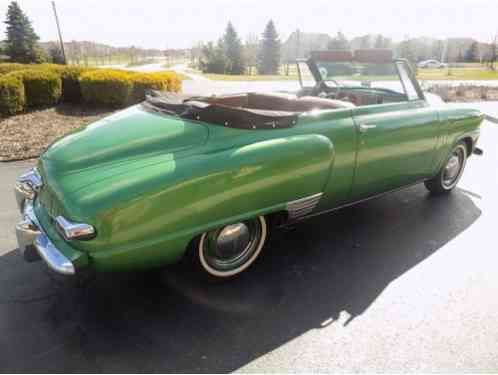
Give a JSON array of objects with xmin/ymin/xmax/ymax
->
[
  {"xmin": 309, "ymin": 79, "xmax": 342, "ymax": 99},
  {"xmin": 309, "ymin": 80, "xmax": 326, "ymax": 97}
]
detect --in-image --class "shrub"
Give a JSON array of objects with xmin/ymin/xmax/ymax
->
[
  {"xmin": 158, "ymin": 71, "xmax": 182, "ymax": 93},
  {"xmin": 129, "ymin": 71, "xmax": 183, "ymax": 104},
  {"xmin": 80, "ymin": 69, "xmax": 133, "ymax": 107},
  {"xmin": 12, "ymin": 69, "xmax": 62, "ymax": 107},
  {"xmin": 0, "ymin": 74, "xmax": 25, "ymax": 116},
  {"xmin": 166, "ymin": 72, "xmax": 182, "ymax": 93},
  {"xmin": 42, "ymin": 64, "xmax": 92, "ymax": 103},
  {"xmin": 0, "ymin": 63, "xmax": 27, "ymax": 75},
  {"xmin": 129, "ymin": 72, "xmax": 169, "ymax": 104},
  {"xmin": 0, "ymin": 63, "xmax": 183, "ymax": 111}
]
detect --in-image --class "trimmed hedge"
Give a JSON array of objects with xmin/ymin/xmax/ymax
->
[
  {"xmin": 80, "ymin": 70, "xmax": 133, "ymax": 107},
  {"xmin": 44, "ymin": 65, "xmax": 92, "ymax": 103},
  {"xmin": 0, "ymin": 74, "xmax": 25, "ymax": 116},
  {"xmin": 129, "ymin": 72, "xmax": 180, "ymax": 104},
  {"xmin": 0, "ymin": 63, "xmax": 91, "ymax": 104},
  {"xmin": 0, "ymin": 63, "xmax": 27, "ymax": 75},
  {"xmin": 0, "ymin": 63, "xmax": 183, "ymax": 113},
  {"xmin": 80, "ymin": 70, "xmax": 182, "ymax": 107},
  {"xmin": 12, "ymin": 69, "xmax": 62, "ymax": 107}
]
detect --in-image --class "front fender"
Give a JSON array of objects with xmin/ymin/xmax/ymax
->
[
  {"xmin": 434, "ymin": 106, "xmax": 484, "ymax": 172},
  {"xmin": 76, "ymin": 134, "xmax": 335, "ymax": 271}
]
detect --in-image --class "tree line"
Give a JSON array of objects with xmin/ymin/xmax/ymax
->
[
  {"xmin": 0, "ymin": 1, "xmax": 184, "ymax": 66},
  {"xmin": 2, "ymin": 1, "xmax": 496, "ymax": 72},
  {"xmin": 197, "ymin": 24, "xmax": 498, "ymax": 75}
]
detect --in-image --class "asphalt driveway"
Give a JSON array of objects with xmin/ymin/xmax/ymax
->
[{"xmin": 0, "ymin": 121, "xmax": 497, "ymax": 372}]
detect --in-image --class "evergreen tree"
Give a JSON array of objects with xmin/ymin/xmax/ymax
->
[
  {"xmin": 327, "ymin": 32, "xmax": 349, "ymax": 50},
  {"xmin": 465, "ymin": 42, "xmax": 479, "ymax": 62},
  {"xmin": 4, "ymin": 1, "xmax": 42, "ymax": 63},
  {"xmin": 222, "ymin": 22, "xmax": 245, "ymax": 74},
  {"xmin": 257, "ymin": 20, "xmax": 281, "ymax": 75},
  {"xmin": 199, "ymin": 40, "xmax": 227, "ymax": 74}
]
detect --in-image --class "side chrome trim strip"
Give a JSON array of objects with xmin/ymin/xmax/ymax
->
[
  {"xmin": 287, "ymin": 193, "xmax": 323, "ymax": 220},
  {"xmin": 289, "ymin": 179, "xmax": 428, "ymax": 225}
]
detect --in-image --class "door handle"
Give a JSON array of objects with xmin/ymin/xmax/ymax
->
[{"xmin": 358, "ymin": 123, "xmax": 377, "ymax": 133}]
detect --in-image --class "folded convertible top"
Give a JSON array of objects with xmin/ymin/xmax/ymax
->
[{"xmin": 142, "ymin": 92, "xmax": 298, "ymax": 130}]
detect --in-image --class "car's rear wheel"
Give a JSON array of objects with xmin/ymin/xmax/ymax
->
[
  {"xmin": 192, "ymin": 216, "xmax": 268, "ymax": 280},
  {"xmin": 424, "ymin": 141, "xmax": 467, "ymax": 194}
]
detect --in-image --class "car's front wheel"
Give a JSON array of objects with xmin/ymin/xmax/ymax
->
[
  {"xmin": 425, "ymin": 141, "xmax": 468, "ymax": 194},
  {"xmin": 192, "ymin": 216, "xmax": 268, "ymax": 279}
]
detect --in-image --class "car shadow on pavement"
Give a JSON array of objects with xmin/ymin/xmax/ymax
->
[{"xmin": 0, "ymin": 185, "xmax": 481, "ymax": 373}]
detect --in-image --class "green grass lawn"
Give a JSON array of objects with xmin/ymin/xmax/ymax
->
[
  {"xmin": 200, "ymin": 65, "xmax": 498, "ymax": 82},
  {"xmin": 417, "ymin": 68, "xmax": 498, "ymax": 80},
  {"xmin": 203, "ymin": 73, "xmax": 299, "ymax": 81},
  {"xmin": 68, "ymin": 55, "xmax": 135, "ymax": 67},
  {"xmin": 126, "ymin": 58, "xmax": 157, "ymax": 67},
  {"xmin": 203, "ymin": 69, "xmax": 498, "ymax": 82}
]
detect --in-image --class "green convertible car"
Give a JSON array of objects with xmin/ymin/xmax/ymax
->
[{"xmin": 15, "ymin": 49, "xmax": 484, "ymax": 280}]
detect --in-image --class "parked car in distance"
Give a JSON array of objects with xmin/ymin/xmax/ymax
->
[
  {"xmin": 417, "ymin": 59, "xmax": 448, "ymax": 69},
  {"xmin": 15, "ymin": 49, "xmax": 484, "ymax": 281}
]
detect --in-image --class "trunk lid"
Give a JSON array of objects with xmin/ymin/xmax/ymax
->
[
  {"xmin": 42, "ymin": 105, "xmax": 208, "ymax": 170},
  {"xmin": 39, "ymin": 105, "xmax": 209, "ymax": 195}
]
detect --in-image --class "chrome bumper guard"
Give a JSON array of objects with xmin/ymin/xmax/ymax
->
[{"xmin": 14, "ymin": 170, "xmax": 76, "ymax": 275}]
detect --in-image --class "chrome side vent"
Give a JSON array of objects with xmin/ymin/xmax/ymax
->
[{"xmin": 286, "ymin": 193, "xmax": 323, "ymax": 220}]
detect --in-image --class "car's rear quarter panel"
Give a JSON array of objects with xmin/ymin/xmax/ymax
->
[{"xmin": 73, "ymin": 133, "xmax": 335, "ymax": 271}]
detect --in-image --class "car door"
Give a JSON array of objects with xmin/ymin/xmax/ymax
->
[{"xmin": 351, "ymin": 61, "xmax": 440, "ymax": 200}]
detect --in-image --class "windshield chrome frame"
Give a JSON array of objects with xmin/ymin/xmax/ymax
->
[{"xmin": 302, "ymin": 57, "xmax": 425, "ymax": 102}]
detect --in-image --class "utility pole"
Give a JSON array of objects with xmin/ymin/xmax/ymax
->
[{"xmin": 51, "ymin": 1, "xmax": 67, "ymax": 64}]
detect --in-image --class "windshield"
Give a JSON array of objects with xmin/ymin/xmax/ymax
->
[{"xmin": 315, "ymin": 61, "xmax": 406, "ymax": 95}]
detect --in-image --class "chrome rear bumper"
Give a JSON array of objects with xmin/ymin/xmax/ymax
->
[{"xmin": 14, "ymin": 170, "xmax": 76, "ymax": 276}]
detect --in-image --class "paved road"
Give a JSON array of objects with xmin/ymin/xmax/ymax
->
[{"xmin": 0, "ymin": 120, "xmax": 497, "ymax": 372}]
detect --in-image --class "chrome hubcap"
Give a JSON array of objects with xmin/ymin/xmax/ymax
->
[
  {"xmin": 442, "ymin": 147, "xmax": 465, "ymax": 188},
  {"xmin": 201, "ymin": 218, "xmax": 263, "ymax": 272},
  {"xmin": 216, "ymin": 223, "xmax": 251, "ymax": 261}
]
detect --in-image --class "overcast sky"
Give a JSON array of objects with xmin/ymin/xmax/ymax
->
[{"xmin": 0, "ymin": 0, "xmax": 497, "ymax": 49}]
